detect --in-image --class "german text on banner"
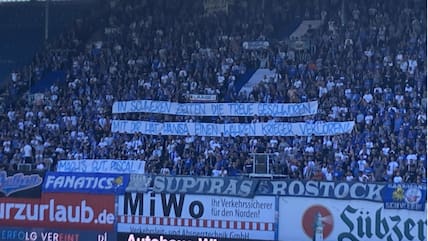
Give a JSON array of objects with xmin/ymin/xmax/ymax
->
[
  {"xmin": 56, "ymin": 159, "xmax": 145, "ymax": 174},
  {"xmin": 112, "ymin": 100, "xmax": 318, "ymax": 117},
  {"xmin": 111, "ymin": 120, "xmax": 355, "ymax": 136}
]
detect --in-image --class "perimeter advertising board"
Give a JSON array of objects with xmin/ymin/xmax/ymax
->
[
  {"xmin": 0, "ymin": 170, "xmax": 44, "ymax": 198},
  {"xmin": 0, "ymin": 227, "xmax": 115, "ymax": 241},
  {"xmin": 117, "ymin": 232, "xmax": 268, "ymax": 241},
  {"xmin": 0, "ymin": 193, "xmax": 115, "ymax": 231},
  {"xmin": 117, "ymin": 192, "xmax": 275, "ymax": 240},
  {"xmin": 278, "ymin": 197, "xmax": 427, "ymax": 241},
  {"xmin": 42, "ymin": 172, "xmax": 129, "ymax": 194}
]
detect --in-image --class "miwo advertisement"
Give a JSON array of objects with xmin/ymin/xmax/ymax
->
[{"xmin": 117, "ymin": 192, "xmax": 276, "ymax": 240}]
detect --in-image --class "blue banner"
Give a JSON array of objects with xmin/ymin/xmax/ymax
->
[
  {"xmin": 129, "ymin": 174, "xmax": 428, "ymax": 205},
  {"xmin": 383, "ymin": 183, "xmax": 427, "ymax": 211},
  {"xmin": 127, "ymin": 175, "xmax": 388, "ymax": 203},
  {"xmin": 42, "ymin": 172, "xmax": 129, "ymax": 194}
]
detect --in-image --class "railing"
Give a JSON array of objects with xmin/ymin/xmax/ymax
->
[{"xmin": 249, "ymin": 153, "xmax": 289, "ymax": 179}]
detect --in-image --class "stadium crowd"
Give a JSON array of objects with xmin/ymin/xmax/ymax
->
[{"xmin": 0, "ymin": 0, "xmax": 426, "ymax": 184}]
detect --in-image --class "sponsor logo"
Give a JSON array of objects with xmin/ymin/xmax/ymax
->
[
  {"xmin": 404, "ymin": 187, "xmax": 422, "ymax": 204},
  {"xmin": 301, "ymin": 205, "xmax": 333, "ymax": 239},
  {"xmin": 0, "ymin": 194, "xmax": 115, "ymax": 231},
  {"xmin": 392, "ymin": 186, "xmax": 405, "ymax": 201},
  {"xmin": 122, "ymin": 192, "xmax": 204, "ymax": 218},
  {"xmin": 339, "ymin": 205, "xmax": 427, "ymax": 241},
  {"xmin": 385, "ymin": 184, "xmax": 426, "ymax": 211},
  {"xmin": 0, "ymin": 171, "xmax": 42, "ymax": 196},
  {"xmin": 0, "ymin": 200, "xmax": 113, "ymax": 223},
  {"xmin": 44, "ymin": 174, "xmax": 124, "ymax": 190}
]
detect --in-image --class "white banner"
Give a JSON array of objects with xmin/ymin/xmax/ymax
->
[
  {"xmin": 111, "ymin": 120, "xmax": 354, "ymax": 136},
  {"xmin": 112, "ymin": 100, "xmax": 318, "ymax": 117},
  {"xmin": 187, "ymin": 94, "xmax": 217, "ymax": 102},
  {"xmin": 117, "ymin": 193, "xmax": 275, "ymax": 240},
  {"xmin": 279, "ymin": 197, "xmax": 427, "ymax": 241},
  {"xmin": 243, "ymin": 41, "xmax": 270, "ymax": 49},
  {"xmin": 56, "ymin": 159, "xmax": 146, "ymax": 174}
]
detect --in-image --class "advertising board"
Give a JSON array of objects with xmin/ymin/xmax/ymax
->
[
  {"xmin": 278, "ymin": 197, "xmax": 427, "ymax": 241},
  {"xmin": 117, "ymin": 192, "xmax": 275, "ymax": 240},
  {"xmin": 117, "ymin": 232, "xmax": 268, "ymax": 241},
  {"xmin": 0, "ymin": 170, "xmax": 44, "ymax": 198},
  {"xmin": 0, "ymin": 193, "xmax": 115, "ymax": 231},
  {"xmin": 0, "ymin": 227, "xmax": 115, "ymax": 241},
  {"xmin": 383, "ymin": 183, "xmax": 426, "ymax": 211},
  {"xmin": 43, "ymin": 172, "xmax": 129, "ymax": 194}
]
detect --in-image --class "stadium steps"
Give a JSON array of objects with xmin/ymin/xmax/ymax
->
[
  {"xmin": 238, "ymin": 68, "xmax": 276, "ymax": 96},
  {"xmin": 289, "ymin": 20, "xmax": 322, "ymax": 40}
]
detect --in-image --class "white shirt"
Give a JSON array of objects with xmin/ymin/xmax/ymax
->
[
  {"xmin": 382, "ymin": 147, "xmax": 390, "ymax": 155},
  {"xmin": 325, "ymin": 171, "xmax": 334, "ymax": 181},
  {"xmin": 3, "ymin": 141, "xmax": 11, "ymax": 153},
  {"xmin": 400, "ymin": 61, "xmax": 408, "ymax": 72},
  {"xmin": 23, "ymin": 144, "xmax": 32, "ymax": 158},
  {"xmin": 160, "ymin": 167, "xmax": 170, "ymax": 175},
  {"xmin": 387, "ymin": 161, "xmax": 399, "ymax": 176},
  {"xmin": 393, "ymin": 175, "xmax": 403, "ymax": 184},
  {"xmin": 407, "ymin": 59, "xmax": 417, "ymax": 74},
  {"xmin": 363, "ymin": 93, "xmax": 373, "ymax": 103},
  {"xmin": 212, "ymin": 169, "xmax": 221, "ymax": 177},
  {"xmin": 365, "ymin": 115, "xmax": 374, "ymax": 124},
  {"xmin": 305, "ymin": 146, "xmax": 315, "ymax": 153},
  {"xmin": 406, "ymin": 154, "xmax": 417, "ymax": 164},
  {"xmin": 358, "ymin": 174, "xmax": 369, "ymax": 182},
  {"xmin": 319, "ymin": 86, "xmax": 327, "ymax": 97},
  {"xmin": 358, "ymin": 159, "xmax": 367, "ymax": 171},
  {"xmin": 36, "ymin": 163, "xmax": 45, "ymax": 170},
  {"xmin": 345, "ymin": 175, "xmax": 354, "ymax": 182}
]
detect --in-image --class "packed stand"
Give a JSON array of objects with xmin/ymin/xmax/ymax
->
[{"xmin": 0, "ymin": 0, "xmax": 426, "ymax": 184}]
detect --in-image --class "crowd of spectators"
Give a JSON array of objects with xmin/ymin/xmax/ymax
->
[{"xmin": 0, "ymin": 0, "xmax": 426, "ymax": 184}]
